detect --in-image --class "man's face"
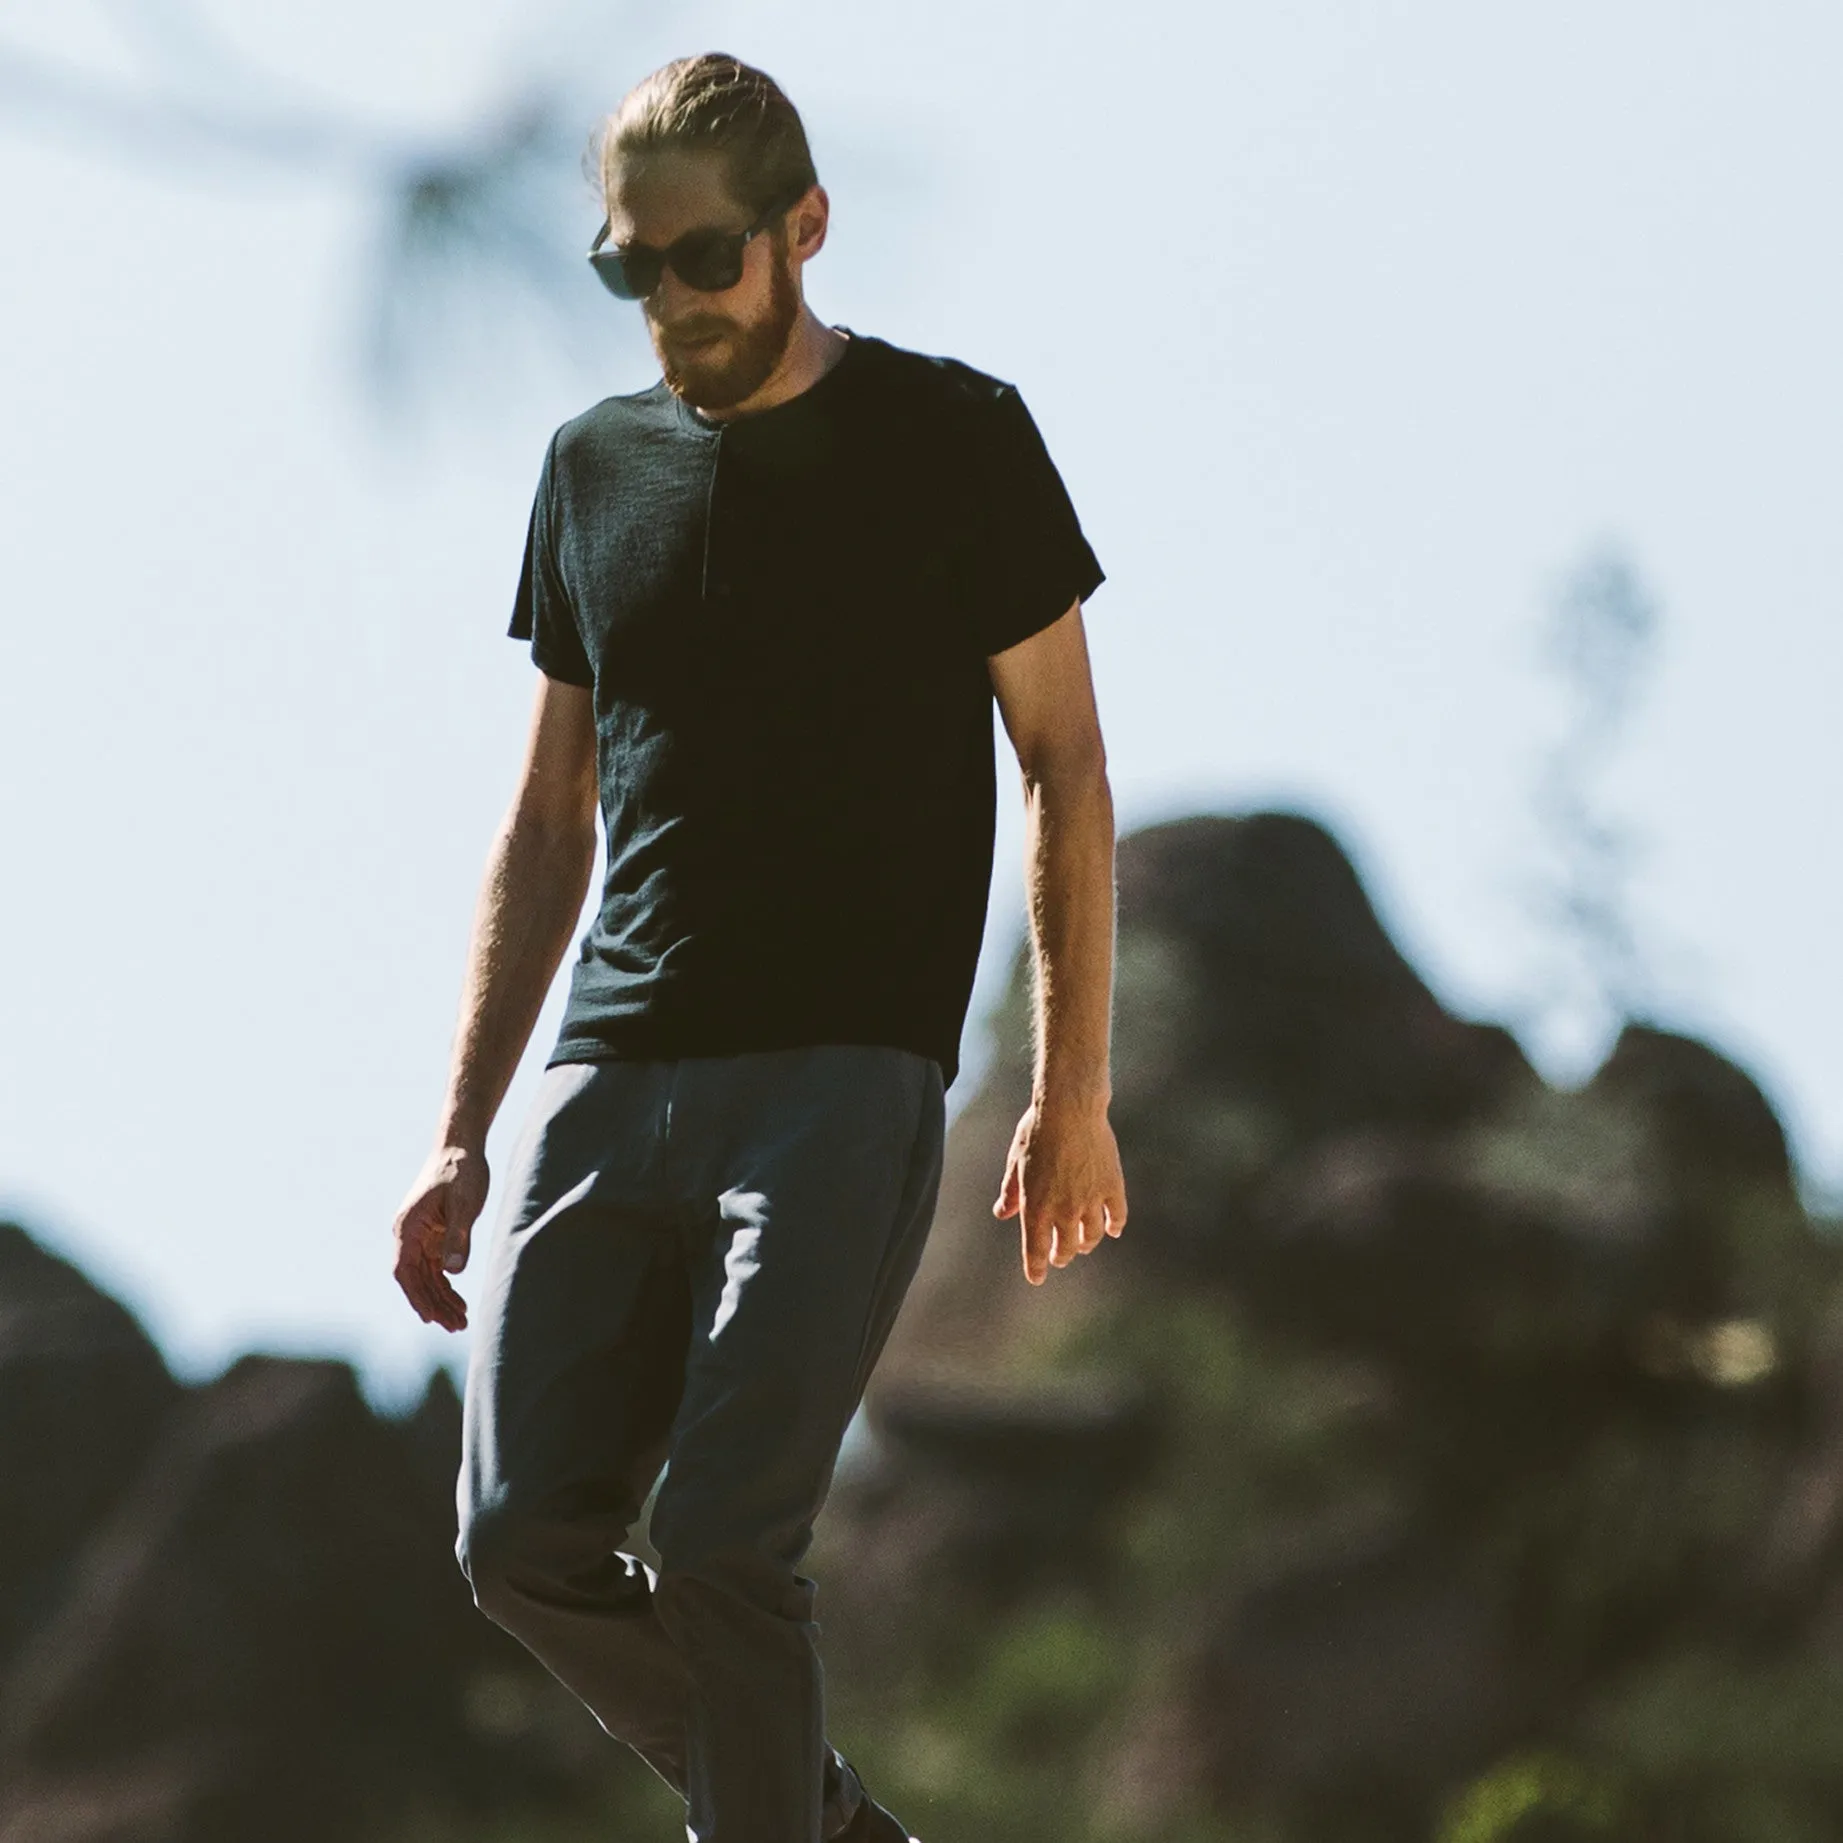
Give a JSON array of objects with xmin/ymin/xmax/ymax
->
[{"xmin": 606, "ymin": 150, "xmax": 802, "ymax": 413}]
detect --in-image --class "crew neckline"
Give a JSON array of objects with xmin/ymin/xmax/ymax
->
[{"xmin": 672, "ymin": 325, "xmax": 862, "ymax": 435}]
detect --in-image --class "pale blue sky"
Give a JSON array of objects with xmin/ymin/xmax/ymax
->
[{"xmin": 3, "ymin": 0, "xmax": 1838, "ymax": 1405}]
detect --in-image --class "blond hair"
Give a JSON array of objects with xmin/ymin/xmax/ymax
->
[{"xmin": 597, "ymin": 53, "xmax": 818, "ymax": 217}]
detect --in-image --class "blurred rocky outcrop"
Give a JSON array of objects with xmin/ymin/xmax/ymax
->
[
  {"xmin": 0, "ymin": 1245, "xmax": 661, "ymax": 1842},
  {"xmin": 816, "ymin": 811, "xmax": 1843, "ymax": 1843},
  {"xmin": 0, "ymin": 1228, "xmax": 180, "ymax": 1673}
]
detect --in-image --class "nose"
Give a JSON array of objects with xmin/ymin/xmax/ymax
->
[{"xmin": 651, "ymin": 265, "xmax": 710, "ymax": 320}]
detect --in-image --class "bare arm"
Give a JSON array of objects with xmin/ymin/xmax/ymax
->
[
  {"xmin": 987, "ymin": 600, "xmax": 1129, "ymax": 1285},
  {"xmin": 391, "ymin": 675, "xmax": 599, "ymax": 1331}
]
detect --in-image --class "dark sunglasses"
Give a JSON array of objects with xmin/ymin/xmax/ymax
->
[{"xmin": 587, "ymin": 188, "xmax": 803, "ymax": 301}]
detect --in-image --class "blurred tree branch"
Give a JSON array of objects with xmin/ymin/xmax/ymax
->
[
  {"xmin": 1521, "ymin": 543, "xmax": 1662, "ymax": 1063},
  {"xmin": 0, "ymin": 1, "xmax": 623, "ymax": 409}
]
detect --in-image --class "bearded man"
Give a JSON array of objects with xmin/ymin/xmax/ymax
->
[{"xmin": 390, "ymin": 50, "xmax": 1127, "ymax": 1843}]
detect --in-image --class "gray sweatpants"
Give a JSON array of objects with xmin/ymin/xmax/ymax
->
[{"xmin": 455, "ymin": 1044, "xmax": 946, "ymax": 1843}]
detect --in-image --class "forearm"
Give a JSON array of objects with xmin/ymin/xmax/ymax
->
[
  {"xmin": 435, "ymin": 809, "xmax": 596, "ymax": 1151},
  {"xmin": 1021, "ymin": 752, "xmax": 1116, "ymax": 1109}
]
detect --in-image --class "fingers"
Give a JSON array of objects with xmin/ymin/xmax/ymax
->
[
  {"xmin": 395, "ymin": 1245, "xmax": 466, "ymax": 1332},
  {"xmin": 1023, "ymin": 1210, "xmax": 1073, "ymax": 1282},
  {"xmin": 1021, "ymin": 1207, "xmax": 1052, "ymax": 1286},
  {"xmin": 410, "ymin": 1254, "xmax": 469, "ymax": 1334},
  {"xmin": 992, "ymin": 1149, "xmax": 1022, "ymax": 1221},
  {"xmin": 1021, "ymin": 1198, "xmax": 1116, "ymax": 1284},
  {"xmin": 425, "ymin": 1267, "xmax": 468, "ymax": 1333},
  {"xmin": 1049, "ymin": 1211, "xmax": 1097, "ymax": 1266}
]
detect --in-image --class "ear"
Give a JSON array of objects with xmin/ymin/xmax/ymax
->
[{"xmin": 788, "ymin": 183, "xmax": 830, "ymax": 264}]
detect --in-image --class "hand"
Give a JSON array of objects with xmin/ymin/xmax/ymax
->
[
  {"xmin": 391, "ymin": 1143, "xmax": 490, "ymax": 1333},
  {"xmin": 991, "ymin": 1094, "xmax": 1128, "ymax": 1286}
]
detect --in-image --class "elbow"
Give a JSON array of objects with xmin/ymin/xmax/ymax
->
[
  {"xmin": 1020, "ymin": 735, "xmax": 1111, "ymax": 805},
  {"xmin": 505, "ymin": 796, "xmax": 598, "ymax": 873},
  {"xmin": 543, "ymin": 814, "xmax": 599, "ymax": 877}
]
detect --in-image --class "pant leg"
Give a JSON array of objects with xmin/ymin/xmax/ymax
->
[
  {"xmin": 649, "ymin": 1044, "xmax": 948, "ymax": 1843},
  {"xmin": 456, "ymin": 1057, "xmax": 695, "ymax": 1792}
]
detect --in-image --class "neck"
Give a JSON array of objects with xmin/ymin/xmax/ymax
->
[{"xmin": 699, "ymin": 308, "xmax": 847, "ymax": 421}]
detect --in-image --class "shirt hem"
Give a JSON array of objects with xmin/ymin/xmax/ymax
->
[{"xmin": 545, "ymin": 1026, "xmax": 955, "ymax": 1088}]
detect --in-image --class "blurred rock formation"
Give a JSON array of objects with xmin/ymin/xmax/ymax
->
[
  {"xmin": 816, "ymin": 812, "xmax": 1843, "ymax": 1843},
  {"xmin": 0, "ymin": 1256, "xmax": 664, "ymax": 1841}
]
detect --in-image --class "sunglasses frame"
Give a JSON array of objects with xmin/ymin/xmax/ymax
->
[{"xmin": 586, "ymin": 186, "xmax": 806, "ymax": 301}]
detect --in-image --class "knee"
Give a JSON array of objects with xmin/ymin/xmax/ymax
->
[
  {"xmin": 648, "ymin": 1460, "xmax": 829, "ymax": 1631},
  {"xmin": 457, "ymin": 1491, "xmax": 652, "ymax": 1627},
  {"xmin": 652, "ymin": 1561, "xmax": 819, "ymax": 1659},
  {"xmin": 455, "ymin": 1496, "xmax": 557, "ymax": 1622},
  {"xmin": 651, "ymin": 1520, "xmax": 816, "ymax": 1630}
]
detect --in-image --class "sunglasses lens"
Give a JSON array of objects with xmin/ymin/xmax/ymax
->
[
  {"xmin": 671, "ymin": 232, "xmax": 747, "ymax": 293},
  {"xmin": 593, "ymin": 248, "xmax": 661, "ymax": 300}
]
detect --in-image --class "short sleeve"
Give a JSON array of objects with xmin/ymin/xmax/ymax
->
[
  {"xmin": 506, "ymin": 432, "xmax": 595, "ymax": 688},
  {"xmin": 964, "ymin": 385, "xmax": 1106, "ymax": 658}
]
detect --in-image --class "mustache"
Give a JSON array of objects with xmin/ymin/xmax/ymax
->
[{"xmin": 656, "ymin": 316, "xmax": 736, "ymax": 345}]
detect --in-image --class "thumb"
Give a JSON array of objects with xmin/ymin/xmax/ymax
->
[{"xmin": 440, "ymin": 1212, "xmax": 473, "ymax": 1274}]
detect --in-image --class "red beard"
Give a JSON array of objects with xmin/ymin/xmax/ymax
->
[{"xmin": 653, "ymin": 251, "xmax": 800, "ymax": 413}]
